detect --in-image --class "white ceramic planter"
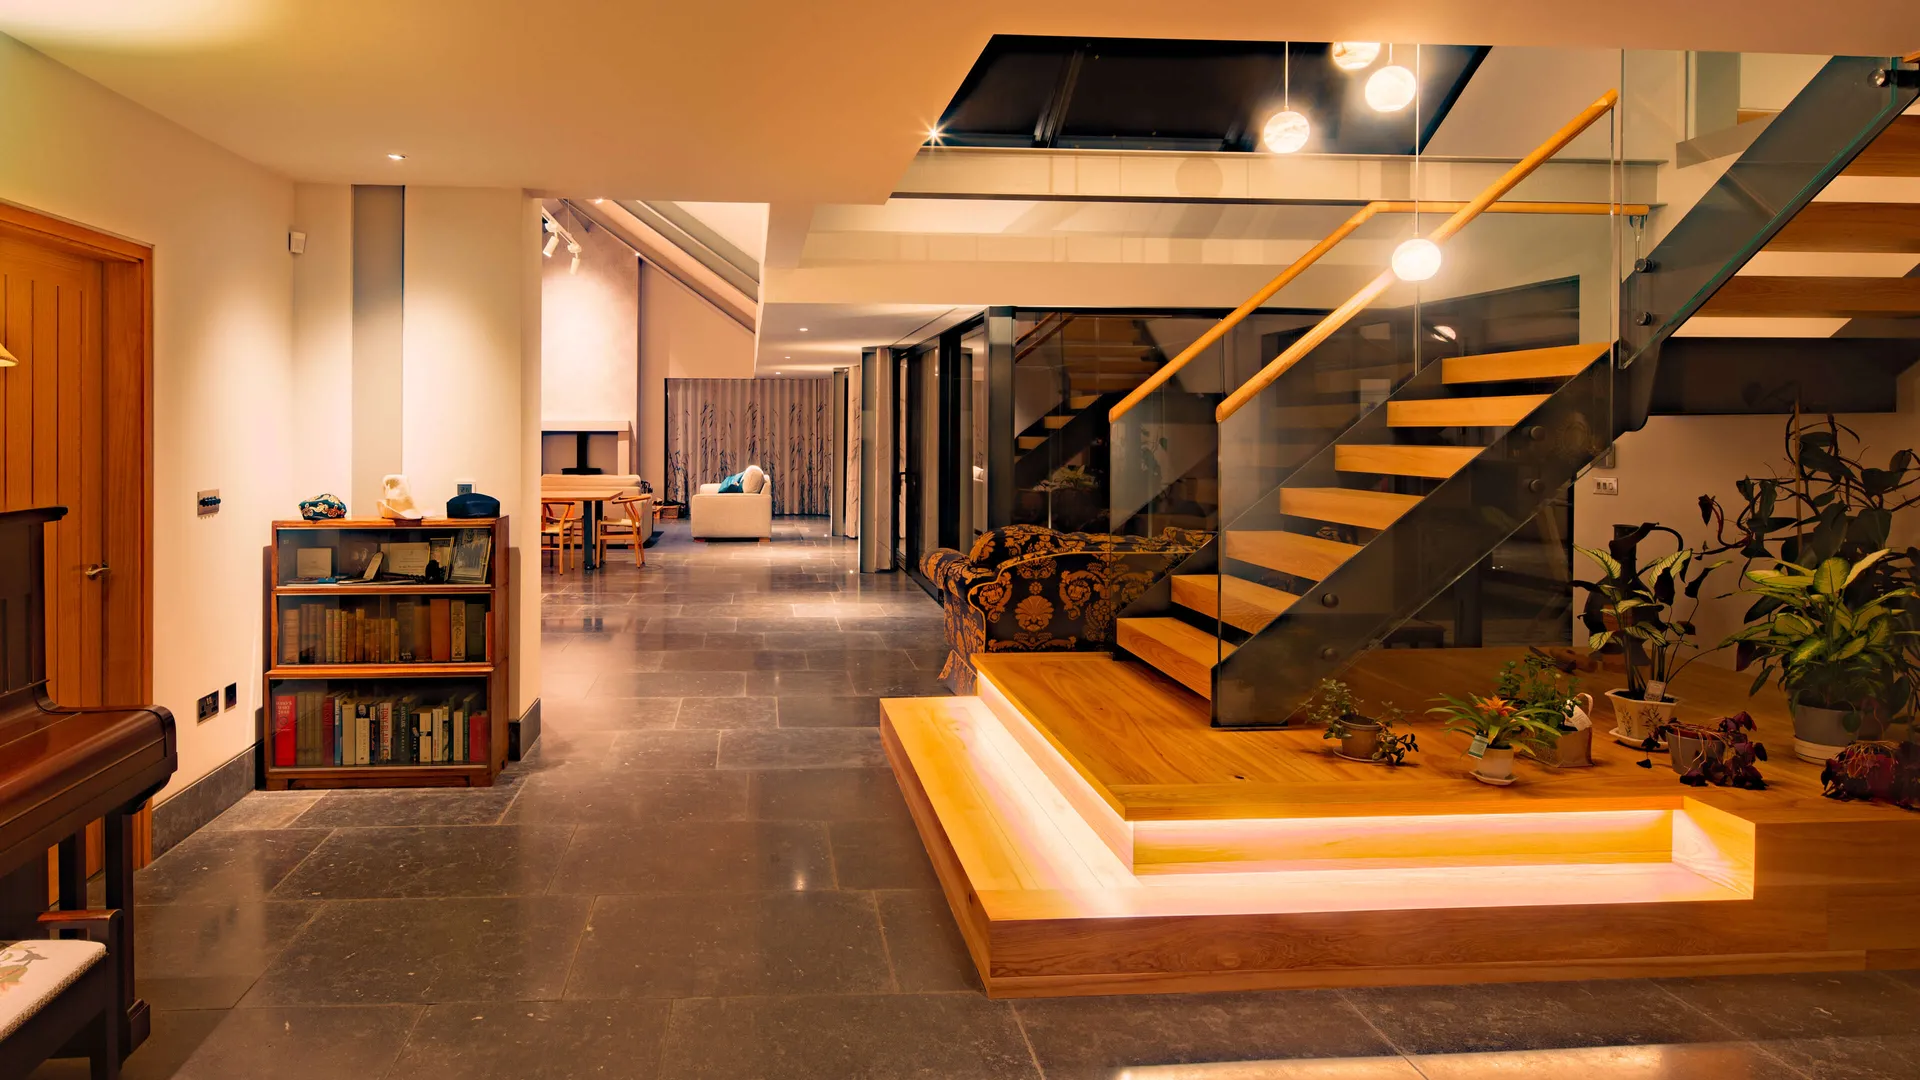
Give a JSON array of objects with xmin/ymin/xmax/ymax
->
[
  {"xmin": 1474, "ymin": 746, "xmax": 1517, "ymax": 782},
  {"xmin": 1607, "ymin": 689, "xmax": 1679, "ymax": 743},
  {"xmin": 1668, "ymin": 729, "xmax": 1710, "ymax": 775},
  {"xmin": 1791, "ymin": 702, "xmax": 1856, "ymax": 764}
]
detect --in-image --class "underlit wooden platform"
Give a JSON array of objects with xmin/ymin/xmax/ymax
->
[{"xmin": 879, "ymin": 650, "xmax": 1920, "ymax": 998}]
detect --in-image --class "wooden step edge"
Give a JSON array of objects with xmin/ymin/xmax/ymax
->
[
  {"xmin": 1043, "ymin": 415, "xmax": 1072, "ymax": 429},
  {"xmin": 1334, "ymin": 444, "xmax": 1480, "ymax": 479},
  {"xmin": 1440, "ymin": 343, "xmax": 1610, "ymax": 385},
  {"xmin": 1386, "ymin": 394, "xmax": 1549, "ymax": 429},
  {"xmin": 1169, "ymin": 575, "xmax": 1300, "ymax": 634},
  {"xmin": 1279, "ymin": 487, "xmax": 1422, "ymax": 531},
  {"xmin": 1116, "ymin": 618, "xmax": 1232, "ymax": 700},
  {"xmin": 1222, "ymin": 530, "xmax": 1363, "ymax": 582}
]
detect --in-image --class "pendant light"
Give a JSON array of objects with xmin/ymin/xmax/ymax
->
[
  {"xmin": 1366, "ymin": 45, "xmax": 1418, "ymax": 113},
  {"xmin": 1261, "ymin": 43, "xmax": 1310, "ymax": 154},
  {"xmin": 1392, "ymin": 46, "xmax": 1442, "ymax": 282},
  {"xmin": 1330, "ymin": 42, "xmax": 1380, "ymax": 71}
]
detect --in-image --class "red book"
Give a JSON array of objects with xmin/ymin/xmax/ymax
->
[
  {"xmin": 273, "ymin": 695, "xmax": 296, "ymax": 767},
  {"xmin": 321, "ymin": 695, "xmax": 336, "ymax": 765},
  {"xmin": 429, "ymin": 599, "xmax": 453, "ymax": 662},
  {"xmin": 469, "ymin": 712, "xmax": 489, "ymax": 764}
]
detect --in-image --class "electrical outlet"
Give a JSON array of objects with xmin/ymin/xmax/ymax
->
[
  {"xmin": 197, "ymin": 691, "xmax": 219, "ymax": 722},
  {"xmin": 1592, "ymin": 476, "xmax": 1620, "ymax": 496},
  {"xmin": 224, "ymin": 683, "xmax": 238, "ymax": 710}
]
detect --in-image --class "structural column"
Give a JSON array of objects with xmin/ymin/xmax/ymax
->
[{"xmin": 859, "ymin": 346, "xmax": 894, "ymax": 572}]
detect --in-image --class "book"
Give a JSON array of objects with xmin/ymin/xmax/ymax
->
[
  {"xmin": 451, "ymin": 601, "xmax": 467, "ymax": 662},
  {"xmin": 429, "ymin": 599, "xmax": 452, "ymax": 662},
  {"xmin": 466, "ymin": 602, "xmax": 488, "ymax": 661},
  {"xmin": 273, "ymin": 695, "xmax": 296, "ymax": 767},
  {"xmin": 325, "ymin": 694, "xmax": 339, "ymax": 765},
  {"xmin": 281, "ymin": 607, "xmax": 299, "ymax": 665},
  {"xmin": 469, "ymin": 709, "xmax": 489, "ymax": 764}
]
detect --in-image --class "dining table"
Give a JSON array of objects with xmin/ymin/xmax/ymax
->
[{"xmin": 540, "ymin": 474, "xmax": 642, "ymax": 571}]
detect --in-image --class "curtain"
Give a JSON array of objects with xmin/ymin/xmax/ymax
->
[{"xmin": 665, "ymin": 378, "xmax": 833, "ymax": 515}]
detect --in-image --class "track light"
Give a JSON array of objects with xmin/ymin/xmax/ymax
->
[
  {"xmin": 567, "ymin": 241, "xmax": 582, "ymax": 275},
  {"xmin": 1331, "ymin": 42, "xmax": 1380, "ymax": 71},
  {"xmin": 543, "ymin": 233, "xmax": 560, "ymax": 258}
]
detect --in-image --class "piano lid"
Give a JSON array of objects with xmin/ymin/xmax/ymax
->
[{"xmin": 0, "ymin": 506, "xmax": 68, "ymax": 698}]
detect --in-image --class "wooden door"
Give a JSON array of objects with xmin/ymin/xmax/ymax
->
[{"xmin": 0, "ymin": 234, "xmax": 107, "ymax": 706}]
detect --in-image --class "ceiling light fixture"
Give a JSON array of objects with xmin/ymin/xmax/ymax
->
[
  {"xmin": 1366, "ymin": 46, "xmax": 1417, "ymax": 113},
  {"xmin": 926, "ymin": 126, "xmax": 943, "ymax": 143},
  {"xmin": 1261, "ymin": 42, "xmax": 1311, "ymax": 154},
  {"xmin": 568, "ymin": 240, "xmax": 582, "ymax": 275},
  {"xmin": 542, "ymin": 233, "xmax": 560, "ymax": 258},
  {"xmin": 1330, "ymin": 42, "xmax": 1381, "ymax": 71},
  {"xmin": 0, "ymin": 342, "xmax": 16, "ymax": 368},
  {"xmin": 1392, "ymin": 48, "xmax": 1440, "ymax": 283},
  {"xmin": 798, "ymin": 327, "xmax": 809, "ymax": 332},
  {"xmin": 386, "ymin": 153, "xmax": 406, "ymax": 161}
]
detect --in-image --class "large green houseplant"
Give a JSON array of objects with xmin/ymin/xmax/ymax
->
[
  {"xmin": 1727, "ymin": 549, "xmax": 1918, "ymax": 762},
  {"xmin": 1578, "ymin": 541, "xmax": 1726, "ymax": 744}
]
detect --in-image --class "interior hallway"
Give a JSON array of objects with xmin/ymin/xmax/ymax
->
[{"xmin": 32, "ymin": 519, "xmax": 1920, "ymax": 1079}]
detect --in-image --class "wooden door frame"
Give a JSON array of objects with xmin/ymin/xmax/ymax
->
[{"xmin": 1, "ymin": 201, "xmax": 155, "ymax": 861}]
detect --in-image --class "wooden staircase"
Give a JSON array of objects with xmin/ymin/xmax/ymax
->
[{"xmin": 1117, "ymin": 341, "xmax": 1611, "ymax": 701}]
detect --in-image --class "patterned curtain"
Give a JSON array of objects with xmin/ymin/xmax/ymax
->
[{"xmin": 665, "ymin": 378, "xmax": 833, "ymax": 515}]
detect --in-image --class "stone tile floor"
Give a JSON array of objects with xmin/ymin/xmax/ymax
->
[{"xmin": 32, "ymin": 518, "xmax": 1920, "ymax": 1078}]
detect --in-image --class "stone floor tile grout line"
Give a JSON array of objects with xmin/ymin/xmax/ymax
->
[
  {"xmin": 1007, "ymin": 1000, "xmax": 1049, "ymax": 1080},
  {"xmin": 1642, "ymin": 981, "xmax": 1821, "ymax": 1079}
]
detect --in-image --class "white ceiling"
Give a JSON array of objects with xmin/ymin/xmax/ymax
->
[{"xmin": 2, "ymin": 1, "xmax": 1915, "ymax": 203}]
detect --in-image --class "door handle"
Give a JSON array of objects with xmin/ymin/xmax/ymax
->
[{"xmin": 84, "ymin": 563, "xmax": 110, "ymax": 579}]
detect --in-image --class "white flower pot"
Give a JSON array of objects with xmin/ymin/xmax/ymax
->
[
  {"xmin": 1607, "ymin": 689, "xmax": 1679, "ymax": 743},
  {"xmin": 1791, "ymin": 702, "xmax": 1857, "ymax": 764},
  {"xmin": 1473, "ymin": 746, "xmax": 1517, "ymax": 782}
]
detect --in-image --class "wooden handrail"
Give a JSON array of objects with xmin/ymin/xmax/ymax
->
[
  {"xmin": 1014, "ymin": 311, "xmax": 1075, "ymax": 362},
  {"xmin": 1108, "ymin": 199, "xmax": 1643, "ymax": 425},
  {"xmin": 1212, "ymin": 90, "xmax": 1621, "ymax": 424}
]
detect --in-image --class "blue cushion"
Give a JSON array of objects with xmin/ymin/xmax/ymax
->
[{"xmin": 717, "ymin": 471, "xmax": 746, "ymax": 494}]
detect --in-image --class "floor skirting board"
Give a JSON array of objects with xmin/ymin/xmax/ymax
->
[{"xmin": 150, "ymin": 743, "xmax": 256, "ymax": 857}]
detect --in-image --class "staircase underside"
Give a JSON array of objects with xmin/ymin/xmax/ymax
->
[{"xmin": 879, "ymin": 651, "xmax": 1920, "ymax": 997}]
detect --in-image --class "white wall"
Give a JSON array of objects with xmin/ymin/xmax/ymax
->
[
  {"xmin": 291, "ymin": 183, "xmax": 353, "ymax": 498},
  {"xmin": 0, "ymin": 32, "xmax": 295, "ymax": 802},
  {"xmin": 403, "ymin": 187, "xmax": 542, "ymax": 715},
  {"xmin": 637, "ymin": 263, "xmax": 755, "ymax": 493},
  {"xmin": 542, "ymin": 208, "xmax": 638, "ymax": 459}
]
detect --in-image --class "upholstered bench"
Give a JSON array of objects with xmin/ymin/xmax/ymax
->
[{"xmin": 0, "ymin": 911, "xmax": 122, "ymax": 1080}]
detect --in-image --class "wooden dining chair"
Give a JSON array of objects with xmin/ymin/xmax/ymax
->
[
  {"xmin": 541, "ymin": 501, "xmax": 581, "ymax": 573},
  {"xmin": 597, "ymin": 494, "xmax": 651, "ymax": 568}
]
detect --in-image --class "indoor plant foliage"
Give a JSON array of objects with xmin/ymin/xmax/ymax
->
[
  {"xmin": 1699, "ymin": 415, "xmax": 1920, "ymax": 717},
  {"xmin": 1426, "ymin": 693, "xmax": 1562, "ymax": 782},
  {"xmin": 1644, "ymin": 712, "xmax": 1768, "ymax": 789},
  {"xmin": 1311, "ymin": 679, "xmax": 1418, "ymax": 766},
  {"xmin": 1725, "ymin": 549, "xmax": 1917, "ymax": 760},
  {"xmin": 1578, "ymin": 540, "xmax": 1726, "ymax": 741},
  {"xmin": 1497, "ymin": 654, "xmax": 1593, "ymax": 767}
]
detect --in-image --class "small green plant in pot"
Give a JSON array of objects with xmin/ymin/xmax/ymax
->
[
  {"xmin": 1497, "ymin": 653, "xmax": 1595, "ymax": 768},
  {"xmin": 1726, "ymin": 550, "xmax": 1918, "ymax": 763},
  {"xmin": 1311, "ymin": 679, "xmax": 1418, "ymax": 766},
  {"xmin": 1579, "ymin": 542, "xmax": 1726, "ymax": 747},
  {"xmin": 1427, "ymin": 693, "xmax": 1563, "ymax": 785}
]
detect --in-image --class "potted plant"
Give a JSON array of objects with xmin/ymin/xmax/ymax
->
[
  {"xmin": 1725, "ymin": 550, "xmax": 1918, "ymax": 762},
  {"xmin": 1578, "ymin": 541, "xmax": 1726, "ymax": 746},
  {"xmin": 1498, "ymin": 654, "xmax": 1595, "ymax": 768},
  {"xmin": 1427, "ymin": 693, "xmax": 1564, "ymax": 784},
  {"xmin": 1310, "ymin": 679, "xmax": 1418, "ymax": 765},
  {"xmin": 1642, "ymin": 713, "xmax": 1768, "ymax": 789}
]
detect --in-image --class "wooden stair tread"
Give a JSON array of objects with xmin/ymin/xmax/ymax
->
[
  {"xmin": 1441, "ymin": 343, "xmax": 1609, "ymax": 384},
  {"xmin": 1280, "ymin": 487, "xmax": 1420, "ymax": 530},
  {"xmin": 1847, "ymin": 115, "xmax": 1920, "ymax": 177},
  {"xmin": 1067, "ymin": 395, "xmax": 1101, "ymax": 410},
  {"xmin": 1170, "ymin": 575, "xmax": 1300, "ymax": 634},
  {"xmin": 1769, "ymin": 203, "xmax": 1920, "ymax": 253},
  {"xmin": 1017, "ymin": 436, "xmax": 1047, "ymax": 451},
  {"xmin": 1388, "ymin": 394, "xmax": 1547, "ymax": 428},
  {"xmin": 1335, "ymin": 444, "xmax": 1479, "ymax": 479},
  {"xmin": 1116, "ymin": 618, "xmax": 1233, "ymax": 700},
  {"xmin": 1698, "ymin": 276, "xmax": 1920, "ymax": 318},
  {"xmin": 1043, "ymin": 415, "xmax": 1072, "ymax": 429},
  {"xmin": 1223, "ymin": 530, "xmax": 1361, "ymax": 582}
]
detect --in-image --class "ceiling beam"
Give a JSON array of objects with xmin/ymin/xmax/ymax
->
[
  {"xmin": 1768, "ymin": 202, "xmax": 1920, "ymax": 253},
  {"xmin": 1699, "ymin": 276, "xmax": 1920, "ymax": 318}
]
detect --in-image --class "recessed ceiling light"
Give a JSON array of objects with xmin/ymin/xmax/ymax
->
[
  {"xmin": 592, "ymin": 198, "xmax": 605, "ymax": 204},
  {"xmin": 798, "ymin": 327, "xmax": 809, "ymax": 332},
  {"xmin": 386, "ymin": 153, "xmax": 406, "ymax": 161},
  {"xmin": 926, "ymin": 126, "xmax": 943, "ymax": 143}
]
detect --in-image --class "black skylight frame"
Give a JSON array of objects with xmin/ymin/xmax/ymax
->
[{"xmin": 932, "ymin": 37, "xmax": 1489, "ymax": 156}]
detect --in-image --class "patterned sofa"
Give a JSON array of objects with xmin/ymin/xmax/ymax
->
[{"xmin": 923, "ymin": 524, "xmax": 1212, "ymax": 694}]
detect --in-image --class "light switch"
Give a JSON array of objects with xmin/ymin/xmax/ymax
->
[{"xmin": 1592, "ymin": 476, "xmax": 1620, "ymax": 496}]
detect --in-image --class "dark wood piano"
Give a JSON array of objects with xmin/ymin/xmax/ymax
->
[{"xmin": 0, "ymin": 506, "xmax": 176, "ymax": 1057}]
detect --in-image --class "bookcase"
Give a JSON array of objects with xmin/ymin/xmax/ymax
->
[{"xmin": 263, "ymin": 517, "xmax": 509, "ymax": 789}]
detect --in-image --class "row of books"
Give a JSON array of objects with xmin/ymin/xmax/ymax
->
[
  {"xmin": 280, "ymin": 598, "xmax": 490, "ymax": 665},
  {"xmin": 272, "ymin": 688, "xmax": 489, "ymax": 767}
]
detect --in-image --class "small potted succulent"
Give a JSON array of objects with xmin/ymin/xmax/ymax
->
[
  {"xmin": 1579, "ymin": 541, "xmax": 1726, "ymax": 747},
  {"xmin": 1642, "ymin": 712, "xmax": 1768, "ymax": 789},
  {"xmin": 1726, "ymin": 550, "xmax": 1918, "ymax": 763},
  {"xmin": 1311, "ymin": 679, "xmax": 1418, "ymax": 766},
  {"xmin": 1427, "ymin": 693, "xmax": 1564, "ymax": 784},
  {"xmin": 1498, "ymin": 654, "xmax": 1595, "ymax": 768}
]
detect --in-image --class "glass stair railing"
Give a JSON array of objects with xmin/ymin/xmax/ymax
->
[{"xmin": 1111, "ymin": 54, "xmax": 1919, "ymax": 727}]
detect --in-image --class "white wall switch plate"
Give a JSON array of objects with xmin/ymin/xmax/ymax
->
[{"xmin": 1592, "ymin": 476, "xmax": 1620, "ymax": 496}]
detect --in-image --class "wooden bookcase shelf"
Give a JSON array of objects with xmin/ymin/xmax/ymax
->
[{"xmin": 263, "ymin": 517, "xmax": 509, "ymax": 790}]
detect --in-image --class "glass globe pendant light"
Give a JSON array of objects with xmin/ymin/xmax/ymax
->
[
  {"xmin": 1391, "ymin": 46, "xmax": 1441, "ymax": 283},
  {"xmin": 1261, "ymin": 43, "xmax": 1310, "ymax": 154},
  {"xmin": 1366, "ymin": 45, "xmax": 1417, "ymax": 113},
  {"xmin": 1330, "ymin": 42, "xmax": 1380, "ymax": 71}
]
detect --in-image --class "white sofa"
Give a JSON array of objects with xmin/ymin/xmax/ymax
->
[{"xmin": 691, "ymin": 465, "xmax": 773, "ymax": 540}]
